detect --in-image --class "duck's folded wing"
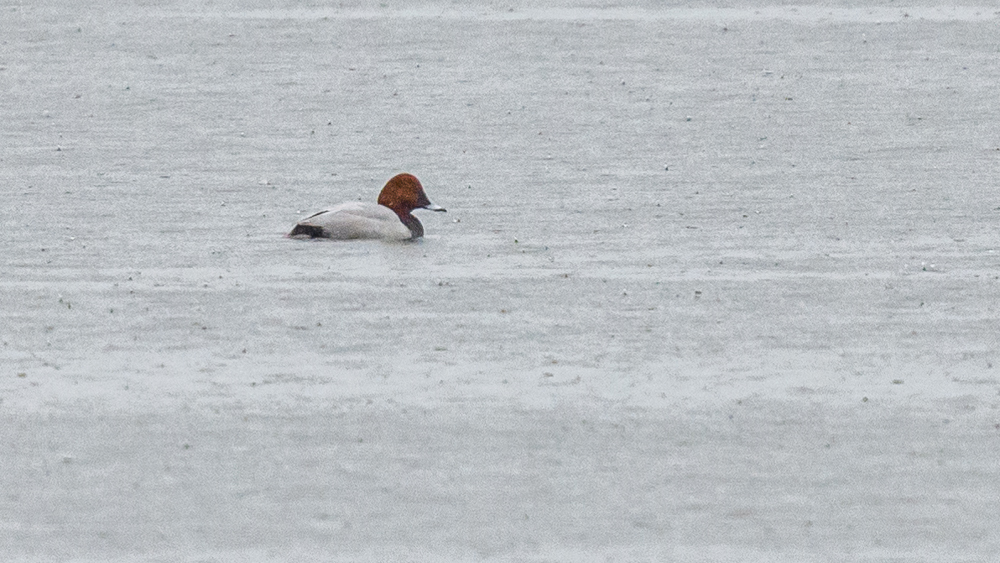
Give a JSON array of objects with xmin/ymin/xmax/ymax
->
[{"xmin": 293, "ymin": 202, "xmax": 410, "ymax": 240}]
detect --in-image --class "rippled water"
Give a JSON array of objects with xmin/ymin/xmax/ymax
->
[{"xmin": 2, "ymin": 3, "xmax": 999, "ymax": 559}]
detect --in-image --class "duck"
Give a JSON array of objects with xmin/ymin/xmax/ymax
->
[{"xmin": 288, "ymin": 173, "xmax": 446, "ymax": 240}]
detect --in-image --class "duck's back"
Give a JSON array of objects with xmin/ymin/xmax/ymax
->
[{"xmin": 290, "ymin": 202, "xmax": 411, "ymax": 240}]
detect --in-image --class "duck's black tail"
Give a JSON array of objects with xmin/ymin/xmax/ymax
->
[{"xmin": 287, "ymin": 224, "xmax": 325, "ymax": 238}]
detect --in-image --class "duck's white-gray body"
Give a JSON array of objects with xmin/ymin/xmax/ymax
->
[{"xmin": 292, "ymin": 202, "xmax": 412, "ymax": 240}]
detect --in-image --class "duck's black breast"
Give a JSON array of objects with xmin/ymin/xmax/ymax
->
[{"xmin": 399, "ymin": 213, "xmax": 424, "ymax": 239}]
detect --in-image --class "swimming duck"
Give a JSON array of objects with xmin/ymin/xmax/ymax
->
[{"xmin": 288, "ymin": 173, "xmax": 446, "ymax": 240}]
